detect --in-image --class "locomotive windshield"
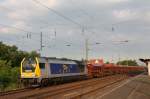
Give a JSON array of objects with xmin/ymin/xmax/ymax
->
[{"xmin": 22, "ymin": 58, "xmax": 36, "ymax": 72}]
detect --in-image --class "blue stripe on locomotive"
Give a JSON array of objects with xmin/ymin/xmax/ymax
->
[{"xmin": 50, "ymin": 63, "xmax": 80, "ymax": 74}]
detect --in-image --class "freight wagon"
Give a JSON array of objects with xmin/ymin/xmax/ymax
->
[{"xmin": 87, "ymin": 60, "xmax": 146, "ymax": 78}]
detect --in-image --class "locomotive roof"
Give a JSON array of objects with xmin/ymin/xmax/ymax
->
[
  {"xmin": 39, "ymin": 57, "xmax": 84, "ymax": 64},
  {"xmin": 40, "ymin": 57, "xmax": 78, "ymax": 61}
]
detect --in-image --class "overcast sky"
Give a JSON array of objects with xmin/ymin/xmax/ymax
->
[{"xmin": 0, "ymin": 0, "xmax": 150, "ymax": 62}]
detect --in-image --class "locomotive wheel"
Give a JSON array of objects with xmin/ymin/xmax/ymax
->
[
  {"xmin": 41, "ymin": 79, "xmax": 49, "ymax": 87},
  {"xmin": 22, "ymin": 80, "xmax": 30, "ymax": 87}
]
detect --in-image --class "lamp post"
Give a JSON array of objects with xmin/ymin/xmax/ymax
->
[
  {"xmin": 85, "ymin": 38, "xmax": 89, "ymax": 62},
  {"xmin": 114, "ymin": 40, "xmax": 129, "ymax": 65},
  {"xmin": 85, "ymin": 38, "xmax": 101, "ymax": 62},
  {"xmin": 84, "ymin": 38, "xmax": 101, "ymax": 75}
]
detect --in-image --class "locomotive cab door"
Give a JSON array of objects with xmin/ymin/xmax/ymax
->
[
  {"xmin": 39, "ymin": 62, "xmax": 49, "ymax": 78},
  {"xmin": 39, "ymin": 63, "xmax": 46, "ymax": 77}
]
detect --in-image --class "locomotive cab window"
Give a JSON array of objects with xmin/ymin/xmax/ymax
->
[
  {"xmin": 22, "ymin": 58, "xmax": 36, "ymax": 72},
  {"xmin": 39, "ymin": 63, "xmax": 45, "ymax": 69}
]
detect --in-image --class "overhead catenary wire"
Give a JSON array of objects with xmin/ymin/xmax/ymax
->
[
  {"xmin": 0, "ymin": 0, "xmax": 131, "ymax": 44},
  {"xmin": 0, "ymin": 23, "xmax": 54, "ymax": 39},
  {"xmin": 0, "ymin": 23, "xmax": 63, "ymax": 53},
  {"xmin": 0, "ymin": 1, "xmax": 133, "ymax": 47},
  {"xmin": 0, "ymin": 4, "xmax": 87, "ymax": 31},
  {"xmin": 0, "ymin": 4, "xmax": 54, "ymax": 29},
  {"xmin": 32, "ymin": 0, "xmax": 99, "ymax": 41},
  {"xmin": 69, "ymin": 0, "xmax": 94, "ymax": 20},
  {"xmin": 32, "ymin": 0, "xmax": 83, "ymax": 28},
  {"xmin": 0, "ymin": 4, "xmax": 86, "ymax": 38},
  {"xmin": 0, "ymin": 23, "xmax": 45, "ymax": 44},
  {"xmin": 0, "ymin": 23, "xmax": 38, "ymax": 34}
]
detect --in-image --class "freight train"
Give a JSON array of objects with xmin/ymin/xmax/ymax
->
[{"xmin": 20, "ymin": 57, "xmax": 146, "ymax": 86}]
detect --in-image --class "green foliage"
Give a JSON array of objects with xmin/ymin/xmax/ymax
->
[
  {"xmin": 0, "ymin": 60, "xmax": 20, "ymax": 91},
  {"xmin": 11, "ymin": 67, "xmax": 20, "ymax": 83},
  {"xmin": 128, "ymin": 70, "xmax": 144, "ymax": 75},
  {"xmin": 27, "ymin": 51, "xmax": 40, "ymax": 59},
  {"xmin": 0, "ymin": 60, "xmax": 12, "ymax": 91},
  {"xmin": 105, "ymin": 61, "xmax": 110, "ymax": 64},
  {"xmin": 0, "ymin": 42, "xmax": 40, "ymax": 91},
  {"xmin": 0, "ymin": 42, "xmax": 40, "ymax": 67},
  {"xmin": 117, "ymin": 59, "xmax": 139, "ymax": 66}
]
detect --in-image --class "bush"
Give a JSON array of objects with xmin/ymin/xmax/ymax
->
[
  {"xmin": 0, "ymin": 60, "xmax": 20, "ymax": 91},
  {"xmin": 117, "ymin": 60, "xmax": 139, "ymax": 66},
  {"xmin": 0, "ymin": 60, "xmax": 11, "ymax": 91}
]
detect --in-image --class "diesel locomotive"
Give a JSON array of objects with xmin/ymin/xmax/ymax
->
[{"xmin": 20, "ymin": 57, "xmax": 87, "ymax": 86}]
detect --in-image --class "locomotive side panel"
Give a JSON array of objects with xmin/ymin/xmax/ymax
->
[
  {"xmin": 38, "ymin": 57, "xmax": 87, "ymax": 86},
  {"xmin": 50, "ymin": 63, "xmax": 80, "ymax": 74}
]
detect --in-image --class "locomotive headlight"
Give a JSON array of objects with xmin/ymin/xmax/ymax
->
[
  {"xmin": 21, "ymin": 74, "xmax": 25, "ymax": 77},
  {"xmin": 32, "ymin": 74, "xmax": 35, "ymax": 77}
]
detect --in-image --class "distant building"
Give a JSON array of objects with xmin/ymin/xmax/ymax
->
[{"xmin": 140, "ymin": 59, "xmax": 150, "ymax": 76}]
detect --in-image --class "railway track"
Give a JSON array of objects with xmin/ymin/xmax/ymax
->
[
  {"xmin": 0, "ymin": 87, "xmax": 31, "ymax": 96},
  {"xmin": 71, "ymin": 76, "xmax": 126, "ymax": 99},
  {"xmin": 37, "ymin": 75, "xmax": 126, "ymax": 99},
  {"xmin": 0, "ymin": 75, "xmax": 128, "ymax": 99}
]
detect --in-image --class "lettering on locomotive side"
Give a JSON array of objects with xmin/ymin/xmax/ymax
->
[{"xmin": 63, "ymin": 64, "xmax": 68, "ymax": 73}]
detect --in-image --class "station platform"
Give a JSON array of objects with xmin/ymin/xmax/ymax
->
[{"xmin": 98, "ymin": 74, "xmax": 150, "ymax": 99}]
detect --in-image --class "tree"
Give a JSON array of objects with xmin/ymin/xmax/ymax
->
[
  {"xmin": 28, "ymin": 51, "xmax": 40, "ymax": 59},
  {"xmin": 105, "ymin": 61, "xmax": 110, "ymax": 64},
  {"xmin": 116, "ymin": 60, "xmax": 139, "ymax": 66},
  {"xmin": 0, "ymin": 42, "xmax": 40, "ymax": 67}
]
